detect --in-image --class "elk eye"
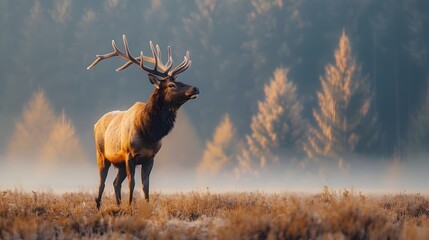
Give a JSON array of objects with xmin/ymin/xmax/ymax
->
[{"xmin": 168, "ymin": 83, "xmax": 176, "ymax": 88}]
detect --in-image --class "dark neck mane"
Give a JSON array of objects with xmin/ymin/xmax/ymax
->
[{"xmin": 137, "ymin": 89, "xmax": 178, "ymax": 143}]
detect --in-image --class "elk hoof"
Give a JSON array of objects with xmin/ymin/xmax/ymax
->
[{"xmin": 95, "ymin": 198, "xmax": 101, "ymax": 210}]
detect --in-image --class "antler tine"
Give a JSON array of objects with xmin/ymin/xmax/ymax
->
[
  {"xmin": 156, "ymin": 44, "xmax": 162, "ymax": 65},
  {"xmin": 174, "ymin": 59, "xmax": 192, "ymax": 76},
  {"xmin": 116, "ymin": 61, "xmax": 134, "ymax": 71},
  {"xmin": 165, "ymin": 46, "xmax": 173, "ymax": 71},
  {"xmin": 170, "ymin": 51, "xmax": 191, "ymax": 77},
  {"xmin": 149, "ymin": 41, "xmax": 158, "ymax": 73},
  {"xmin": 86, "ymin": 39, "xmax": 120, "ymax": 70},
  {"xmin": 123, "ymin": 35, "xmax": 133, "ymax": 60},
  {"xmin": 139, "ymin": 51, "xmax": 144, "ymax": 68},
  {"xmin": 169, "ymin": 57, "xmax": 187, "ymax": 76},
  {"xmin": 87, "ymin": 58, "xmax": 101, "ymax": 70},
  {"xmin": 155, "ymin": 44, "xmax": 168, "ymax": 73}
]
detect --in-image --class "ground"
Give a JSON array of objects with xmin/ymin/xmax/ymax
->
[{"xmin": 1, "ymin": 187, "xmax": 429, "ymax": 239}]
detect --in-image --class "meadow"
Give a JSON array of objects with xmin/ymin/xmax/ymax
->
[{"xmin": 1, "ymin": 187, "xmax": 429, "ymax": 239}]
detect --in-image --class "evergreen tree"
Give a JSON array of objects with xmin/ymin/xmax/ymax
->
[
  {"xmin": 245, "ymin": 67, "xmax": 305, "ymax": 168},
  {"xmin": 40, "ymin": 110, "xmax": 86, "ymax": 167},
  {"xmin": 235, "ymin": 147, "xmax": 259, "ymax": 179},
  {"xmin": 198, "ymin": 114, "xmax": 238, "ymax": 177},
  {"xmin": 7, "ymin": 90, "xmax": 87, "ymax": 166},
  {"xmin": 7, "ymin": 90, "xmax": 56, "ymax": 161},
  {"xmin": 305, "ymin": 31, "xmax": 378, "ymax": 163}
]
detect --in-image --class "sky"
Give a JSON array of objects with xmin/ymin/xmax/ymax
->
[{"xmin": 0, "ymin": 0, "xmax": 428, "ymax": 194}]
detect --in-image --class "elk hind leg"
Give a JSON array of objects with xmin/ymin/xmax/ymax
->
[
  {"xmin": 95, "ymin": 158, "xmax": 111, "ymax": 209},
  {"xmin": 141, "ymin": 158, "xmax": 154, "ymax": 202},
  {"xmin": 126, "ymin": 157, "xmax": 136, "ymax": 205},
  {"xmin": 113, "ymin": 164, "xmax": 126, "ymax": 205}
]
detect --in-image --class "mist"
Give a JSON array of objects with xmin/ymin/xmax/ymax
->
[
  {"xmin": 1, "ymin": 0, "xmax": 428, "ymax": 195},
  {"xmin": 1, "ymin": 154, "xmax": 428, "ymax": 196}
]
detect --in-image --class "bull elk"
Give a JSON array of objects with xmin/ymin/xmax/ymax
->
[{"xmin": 87, "ymin": 35, "xmax": 199, "ymax": 209}]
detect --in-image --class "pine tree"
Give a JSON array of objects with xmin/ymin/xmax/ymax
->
[
  {"xmin": 234, "ymin": 147, "xmax": 259, "ymax": 179},
  {"xmin": 198, "ymin": 114, "xmax": 238, "ymax": 177},
  {"xmin": 245, "ymin": 67, "xmax": 305, "ymax": 168},
  {"xmin": 305, "ymin": 30, "xmax": 378, "ymax": 163},
  {"xmin": 7, "ymin": 90, "xmax": 87, "ymax": 166},
  {"xmin": 7, "ymin": 90, "xmax": 56, "ymax": 161},
  {"xmin": 40, "ymin": 110, "xmax": 86, "ymax": 167}
]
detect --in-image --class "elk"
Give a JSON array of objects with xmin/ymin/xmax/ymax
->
[{"xmin": 87, "ymin": 35, "xmax": 199, "ymax": 209}]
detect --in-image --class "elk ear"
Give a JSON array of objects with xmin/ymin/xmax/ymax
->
[{"xmin": 148, "ymin": 74, "xmax": 161, "ymax": 89}]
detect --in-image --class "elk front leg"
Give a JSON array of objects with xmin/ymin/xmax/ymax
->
[
  {"xmin": 141, "ymin": 158, "xmax": 154, "ymax": 202},
  {"xmin": 126, "ymin": 157, "xmax": 136, "ymax": 206},
  {"xmin": 113, "ymin": 164, "xmax": 126, "ymax": 205},
  {"xmin": 95, "ymin": 159, "xmax": 111, "ymax": 209}
]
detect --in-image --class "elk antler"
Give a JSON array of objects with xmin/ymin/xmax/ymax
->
[
  {"xmin": 170, "ymin": 51, "xmax": 192, "ymax": 77},
  {"xmin": 87, "ymin": 35, "xmax": 191, "ymax": 80}
]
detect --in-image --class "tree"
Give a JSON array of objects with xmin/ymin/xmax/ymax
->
[
  {"xmin": 6, "ymin": 90, "xmax": 56, "ymax": 161},
  {"xmin": 40, "ymin": 110, "xmax": 86, "ymax": 167},
  {"xmin": 198, "ymin": 114, "xmax": 238, "ymax": 177},
  {"xmin": 305, "ymin": 30, "xmax": 378, "ymax": 164},
  {"xmin": 7, "ymin": 90, "xmax": 87, "ymax": 166},
  {"xmin": 244, "ymin": 67, "xmax": 305, "ymax": 168}
]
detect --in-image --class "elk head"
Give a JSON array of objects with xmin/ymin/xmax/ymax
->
[{"xmin": 87, "ymin": 35, "xmax": 199, "ymax": 108}]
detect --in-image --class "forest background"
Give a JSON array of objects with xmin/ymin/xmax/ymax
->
[{"xmin": 0, "ymin": 0, "xmax": 428, "ymax": 193}]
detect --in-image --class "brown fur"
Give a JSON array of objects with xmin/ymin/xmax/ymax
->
[
  {"xmin": 94, "ymin": 76, "xmax": 199, "ymax": 209},
  {"xmin": 88, "ymin": 35, "xmax": 197, "ymax": 209}
]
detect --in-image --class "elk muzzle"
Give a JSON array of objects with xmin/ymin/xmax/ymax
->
[{"xmin": 186, "ymin": 87, "xmax": 200, "ymax": 99}]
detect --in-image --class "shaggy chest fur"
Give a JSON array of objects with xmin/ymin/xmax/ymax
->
[
  {"xmin": 136, "ymin": 105, "xmax": 176, "ymax": 144},
  {"xmin": 102, "ymin": 91, "xmax": 179, "ymax": 163},
  {"xmin": 135, "ymin": 91, "xmax": 178, "ymax": 145}
]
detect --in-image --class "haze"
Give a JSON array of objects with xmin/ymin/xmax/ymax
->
[{"xmin": 0, "ymin": 0, "xmax": 428, "ymax": 195}]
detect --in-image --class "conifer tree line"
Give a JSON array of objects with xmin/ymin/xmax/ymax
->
[
  {"xmin": 0, "ymin": 0, "xmax": 428, "ymax": 172},
  {"xmin": 198, "ymin": 31, "xmax": 383, "ymax": 177}
]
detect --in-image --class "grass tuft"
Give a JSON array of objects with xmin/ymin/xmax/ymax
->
[{"xmin": 0, "ymin": 188, "xmax": 428, "ymax": 239}]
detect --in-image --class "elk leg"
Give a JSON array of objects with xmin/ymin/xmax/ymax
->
[
  {"xmin": 126, "ymin": 157, "xmax": 136, "ymax": 205},
  {"xmin": 113, "ymin": 165, "xmax": 127, "ymax": 205},
  {"xmin": 95, "ymin": 159, "xmax": 111, "ymax": 209},
  {"xmin": 141, "ymin": 158, "xmax": 154, "ymax": 202}
]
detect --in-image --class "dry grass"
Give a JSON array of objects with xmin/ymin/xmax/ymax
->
[{"xmin": 1, "ymin": 187, "xmax": 429, "ymax": 239}]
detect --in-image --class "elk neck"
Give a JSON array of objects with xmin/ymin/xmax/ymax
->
[{"xmin": 136, "ymin": 89, "xmax": 179, "ymax": 143}]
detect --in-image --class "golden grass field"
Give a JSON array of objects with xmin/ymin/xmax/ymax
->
[{"xmin": 1, "ymin": 187, "xmax": 429, "ymax": 239}]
